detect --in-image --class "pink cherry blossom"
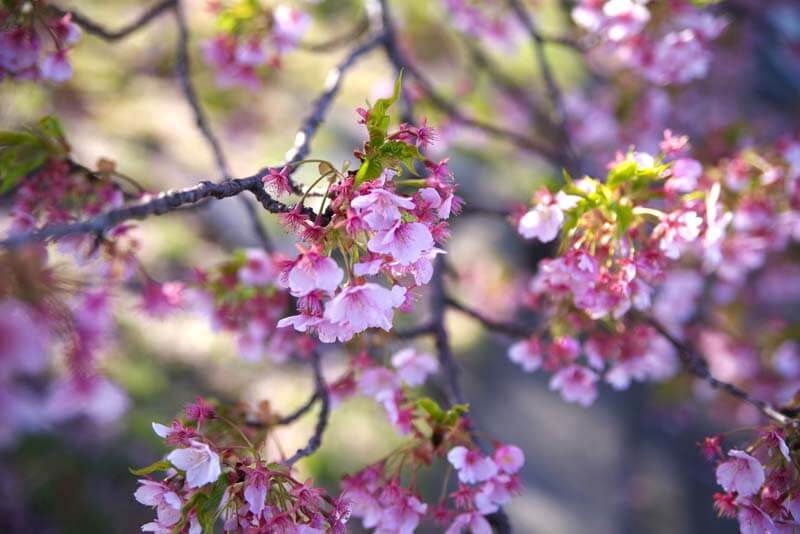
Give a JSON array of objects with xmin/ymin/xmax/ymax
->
[
  {"xmin": 287, "ymin": 252, "xmax": 343, "ymax": 297},
  {"xmin": 507, "ymin": 337, "xmax": 543, "ymax": 373},
  {"xmin": 715, "ymin": 450, "xmax": 765, "ymax": 497},
  {"xmin": 379, "ymin": 494, "xmax": 427, "ymax": 534},
  {"xmin": 134, "ymin": 480, "xmax": 183, "ymax": 527},
  {"xmin": 391, "ymin": 348, "xmax": 439, "ymax": 386},
  {"xmin": 549, "ymin": 365, "xmax": 599, "ymax": 406},
  {"xmin": 167, "ymin": 440, "xmax": 222, "ymax": 488},
  {"xmin": 357, "ymin": 367, "xmax": 399, "ymax": 402},
  {"xmin": 271, "ymin": 5, "xmax": 311, "ymax": 53},
  {"xmin": 239, "ymin": 249, "xmax": 277, "ymax": 286},
  {"xmin": 40, "ymin": 50, "xmax": 73, "ymax": 83},
  {"xmin": 367, "ymin": 221, "xmax": 434, "ymax": 265},
  {"xmin": 445, "ymin": 511, "xmax": 492, "ymax": 534},
  {"xmin": 324, "ymin": 283, "xmax": 406, "ymax": 333},
  {"xmin": 0, "ymin": 299, "xmax": 47, "ymax": 378},
  {"xmin": 518, "ymin": 203, "xmax": 564, "ymax": 242},
  {"xmin": 351, "ymin": 187, "xmax": 415, "ymax": 230},
  {"xmin": 447, "ymin": 446, "xmax": 499, "ymax": 484},
  {"xmin": 494, "ymin": 444, "xmax": 525, "ymax": 474}
]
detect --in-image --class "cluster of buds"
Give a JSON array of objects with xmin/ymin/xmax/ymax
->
[
  {"xmin": 572, "ymin": 0, "xmax": 728, "ymax": 85},
  {"xmin": 203, "ymin": 2, "xmax": 310, "ymax": 91},
  {"xmin": 0, "ymin": 1, "xmax": 80, "ymax": 83},
  {"xmin": 135, "ymin": 398, "xmax": 349, "ymax": 533},
  {"xmin": 276, "ymin": 78, "xmax": 459, "ymax": 343}
]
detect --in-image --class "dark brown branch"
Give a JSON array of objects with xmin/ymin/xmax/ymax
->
[
  {"xmin": 173, "ymin": 0, "xmax": 273, "ymax": 251},
  {"xmin": 0, "ymin": 173, "xmax": 295, "ymax": 248},
  {"xmin": 445, "ymin": 296, "xmax": 534, "ymax": 339},
  {"xmin": 645, "ymin": 317, "xmax": 793, "ymax": 426},
  {"xmin": 506, "ymin": 0, "xmax": 576, "ymax": 172},
  {"xmin": 277, "ymin": 391, "xmax": 320, "ymax": 426},
  {"xmin": 393, "ymin": 322, "xmax": 436, "ymax": 339},
  {"xmin": 283, "ymin": 34, "xmax": 385, "ymax": 168},
  {"xmin": 51, "ymin": 0, "xmax": 177, "ymax": 41},
  {"xmin": 297, "ymin": 15, "xmax": 370, "ymax": 53},
  {"xmin": 377, "ymin": 0, "xmax": 560, "ymax": 163},
  {"xmin": 286, "ymin": 351, "xmax": 330, "ymax": 465}
]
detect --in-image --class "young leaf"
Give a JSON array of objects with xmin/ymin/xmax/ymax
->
[{"xmin": 129, "ymin": 459, "xmax": 173, "ymax": 476}]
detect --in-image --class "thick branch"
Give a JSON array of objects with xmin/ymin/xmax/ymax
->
[
  {"xmin": 286, "ymin": 352, "xmax": 330, "ymax": 466},
  {"xmin": 0, "ymin": 173, "xmax": 295, "ymax": 248},
  {"xmin": 646, "ymin": 317, "xmax": 793, "ymax": 426},
  {"xmin": 52, "ymin": 0, "xmax": 177, "ymax": 41}
]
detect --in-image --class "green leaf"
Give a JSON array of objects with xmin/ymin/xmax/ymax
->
[
  {"xmin": 607, "ymin": 159, "xmax": 637, "ymax": 189},
  {"xmin": 416, "ymin": 397, "xmax": 444, "ymax": 422},
  {"xmin": 613, "ymin": 203, "xmax": 634, "ymax": 236},
  {"xmin": 364, "ymin": 71, "xmax": 403, "ymax": 150},
  {"xmin": 129, "ymin": 460, "xmax": 172, "ymax": 476},
  {"xmin": 196, "ymin": 478, "xmax": 228, "ymax": 533},
  {"xmin": 354, "ymin": 158, "xmax": 383, "ymax": 185},
  {"xmin": 441, "ymin": 403, "xmax": 469, "ymax": 427}
]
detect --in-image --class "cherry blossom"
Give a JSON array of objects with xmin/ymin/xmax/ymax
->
[
  {"xmin": 715, "ymin": 450, "xmax": 765, "ymax": 497},
  {"xmin": 167, "ymin": 440, "xmax": 222, "ymax": 488}
]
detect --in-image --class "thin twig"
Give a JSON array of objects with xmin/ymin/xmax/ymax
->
[
  {"xmin": 297, "ymin": 15, "xmax": 370, "ymax": 52},
  {"xmin": 506, "ymin": 0, "xmax": 576, "ymax": 172},
  {"xmin": 645, "ymin": 317, "xmax": 793, "ymax": 426},
  {"xmin": 445, "ymin": 296, "xmax": 534, "ymax": 339},
  {"xmin": 377, "ymin": 0, "xmax": 560, "ymax": 163},
  {"xmin": 283, "ymin": 34, "xmax": 385, "ymax": 169},
  {"xmin": 172, "ymin": 0, "xmax": 274, "ymax": 251},
  {"xmin": 286, "ymin": 352, "xmax": 330, "ymax": 465},
  {"xmin": 51, "ymin": 0, "xmax": 177, "ymax": 41}
]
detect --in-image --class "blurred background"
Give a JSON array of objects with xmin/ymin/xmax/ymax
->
[{"xmin": 4, "ymin": 0, "xmax": 800, "ymax": 531}]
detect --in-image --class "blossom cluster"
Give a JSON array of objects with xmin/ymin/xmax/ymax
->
[
  {"xmin": 706, "ymin": 427, "xmax": 800, "ymax": 533},
  {"xmin": 511, "ymin": 131, "xmax": 800, "ymax": 407},
  {"xmin": 1, "ymin": 2, "xmax": 80, "ymax": 83},
  {"xmin": 277, "ymin": 84, "xmax": 459, "ymax": 343},
  {"xmin": 189, "ymin": 248, "xmax": 312, "ymax": 362},
  {"xmin": 203, "ymin": 2, "xmax": 310, "ymax": 91},
  {"xmin": 441, "ymin": 0, "xmax": 523, "ymax": 49},
  {"xmin": 341, "ymin": 405, "xmax": 525, "ymax": 533},
  {"xmin": 135, "ymin": 398, "xmax": 349, "ymax": 533},
  {"xmin": 572, "ymin": 0, "xmax": 728, "ymax": 85}
]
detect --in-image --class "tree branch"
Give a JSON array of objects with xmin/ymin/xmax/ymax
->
[
  {"xmin": 51, "ymin": 0, "xmax": 177, "ymax": 41},
  {"xmin": 377, "ymin": 0, "xmax": 560, "ymax": 163},
  {"xmin": 283, "ymin": 34, "xmax": 385, "ymax": 168},
  {"xmin": 286, "ymin": 351, "xmax": 330, "ymax": 466},
  {"xmin": 0, "ymin": 173, "xmax": 292, "ymax": 248},
  {"xmin": 506, "ymin": 0, "xmax": 576, "ymax": 172},
  {"xmin": 173, "ymin": 0, "xmax": 273, "ymax": 250},
  {"xmin": 645, "ymin": 317, "xmax": 793, "ymax": 426},
  {"xmin": 445, "ymin": 296, "xmax": 534, "ymax": 339}
]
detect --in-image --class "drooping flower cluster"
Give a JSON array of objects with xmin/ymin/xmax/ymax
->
[
  {"xmin": 1, "ymin": 2, "xmax": 81, "ymax": 83},
  {"xmin": 572, "ymin": 0, "xmax": 728, "ymax": 85},
  {"xmin": 705, "ymin": 426, "xmax": 800, "ymax": 533},
  {"xmin": 203, "ymin": 2, "xmax": 310, "ymax": 91},
  {"xmin": 277, "ymin": 81, "xmax": 459, "ymax": 343},
  {"xmin": 134, "ymin": 398, "xmax": 349, "ymax": 533}
]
